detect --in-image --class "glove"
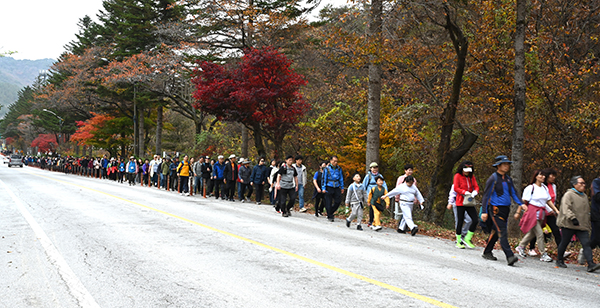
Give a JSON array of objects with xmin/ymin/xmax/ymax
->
[
  {"xmin": 572, "ymin": 218, "xmax": 580, "ymax": 226},
  {"xmin": 471, "ymin": 191, "xmax": 478, "ymax": 197},
  {"xmin": 464, "ymin": 192, "xmax": 472, "ymax": 198}
]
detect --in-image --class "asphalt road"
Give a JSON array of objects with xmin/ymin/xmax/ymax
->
[{"xmin": 1, "ymin": 164, "xmax": 599, "ymax": 308}]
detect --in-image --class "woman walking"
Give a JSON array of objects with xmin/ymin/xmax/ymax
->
[
  {"xmin": 515, "ymin": 170, "xmax": 559, "ymax": 262},
  {"xmin": 452, "ymin": 161, "xmax": 479, "ymax": 249}
]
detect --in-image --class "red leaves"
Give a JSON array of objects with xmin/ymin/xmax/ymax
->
[
  {"xmin": 70, "ymin": 112, "xmax": 114, "ymax": 145},
  {"xmin": 31, "ymin": 134, "xmax": 57, "ymax": 153},
  {"xmin": 192, "ymin": 46, "xmax": 308, "ymax": 141}
]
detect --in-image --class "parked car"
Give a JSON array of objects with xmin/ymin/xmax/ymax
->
[
  {"xmin": 8, "ymin": 155, "xmax": 23, "ymax": 168},
  {"xmin": 1, "ymin": 156, "xmax": 8, "ymax": 164}
]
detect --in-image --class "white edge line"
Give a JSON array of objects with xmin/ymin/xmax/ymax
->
[{"xmin": 0, "ymin": 178, "xmax": 101, "ymax": 308}]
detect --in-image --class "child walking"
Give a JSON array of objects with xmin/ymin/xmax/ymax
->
[
  {"xmin": 368, "ymin": 175, "xmax": 389, "ymax": 231},
  {"xmin": 345, "ymin": 173, "xmax": 368, "ymax": 230},
  {"xmin": 384, "ymin": 176, "xmax": 424, "ymax": 236}
]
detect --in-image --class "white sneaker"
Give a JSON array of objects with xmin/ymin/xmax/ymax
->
[
  {"xmin": 373, "ymin": 225, "xmax": 382, "ymax": 231},
  {"xmin": 185, "ymin": 193, "xmax": 190, "ymax": 196},
  {"xmin": 516, "ymin": 246, "xmax": 527, "ymax": 258},
  {"xmin": 299, "ymin": 208, "xmax": 307, "ymax": 213},
  {"xmin": 540, "ymin": 253, "xmax": 553, "ymax": 262},
  {"xmin": 578, "ymin": 248, "xmax": 585, "ymax": 265},
  {"xmin": 563, "ymin": 251, "xmax": 572, "ymax": 258},
  {"xmin": 528, "ymin": 249, "xmax": 538, "ymax": 257}
]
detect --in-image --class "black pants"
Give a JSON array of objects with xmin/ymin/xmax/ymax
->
[
  {"xmin": 226, "ymin": 180, "xmax": 236, "ymax": 200},
  {"xmin": 213, "ymin": 179, "xmax": 224, "ymax": 198},
  {"xmin": 128, "ymin": 173, "xmax": 136, "ymax": 185},
  {"xmin": 207, "ymin": 178, "xmax": 215, "ymax": 195},
  {"xmin": 240, "ymin": 183, "xmax": 252, "ymax": 200},
  {"xmin": 589, "ymin": 220, "xmax": 600, "ymax": 250},
  {"xmin": 558, "ymin": 228, "xmax": 595, "ymax": 265},
  {"xmin": 254, "ymin": 183, "xmax": 264, "ymax": 202},
  {"xmin": 315, "ymin": 192, "xmax": 325, "ymax": 215},
  {"xmin": 325, "ymin": 187, "xmax": 342, "ymax": 220},
  {"xmin": 279, "ymin": 188, "xmax": 296, "ymax": 214},
  {"xmin": 180, "ymin": 176, "xmax": 189, "ymax": 193},
  {"xmin": 456, "ymin": 206, "xmax": 478, "ymax": 235},
  {"xmin": 170, "ymin": 174, "xmax": 178, "ymax": 191},
  {"xmin": 529, "ymin": 214, "xmax": 561, "ymax": 249},
  {"xmin": 484, "ymin": 206, "xmax": 514, "ymax": 258}
]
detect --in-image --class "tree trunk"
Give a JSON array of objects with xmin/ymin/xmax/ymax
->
[
  {"xmin": 252, "ymin": 123, "xmax": 266, "ymax": 158},
  {"xmin": 366, "ymin": 0, "xmax": 383, "ymax": 172},
  {"xmin": 156, "ymin": 105, "xmax": 163, "ymax": 155},
  {"xmin": 242, "ymin": 125, "xmax": 249, "ymax": 158},
  {"xmin": 510, "ymin": 0, "xmax": 528, "ymax": 236},
  {"xmin": 424, "ymin": 6, "xmax": 478, "ymax": 224},
  {"xmin": 138, "ymin": 105, "xmax": 145, "ymax": 157}
]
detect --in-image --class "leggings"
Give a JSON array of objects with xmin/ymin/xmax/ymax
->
[{"xmin": 455, "ymin": 206, "xmax": 478, "ymax": 235}]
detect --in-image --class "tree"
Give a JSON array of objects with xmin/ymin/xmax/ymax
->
[
  {"xmin": 192, "ymin": 47, "xmax": 308, "ymax": 157},
  {"xmin": 366, "ymin": 0, "xmax": 383, "ymax": 171},
  {"xmin": 31, "ymin": 134, "xmax": 58, "ymax": 153}
]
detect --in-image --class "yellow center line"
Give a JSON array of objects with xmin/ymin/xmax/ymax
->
[{"xmin": 29, "ymin": 170, "xmax": 457, "ymax": 308}]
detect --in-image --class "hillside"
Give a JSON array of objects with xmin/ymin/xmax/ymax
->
[{"xmin": 0, "ymin": 57, "xmax": 55, "ymax": 118}]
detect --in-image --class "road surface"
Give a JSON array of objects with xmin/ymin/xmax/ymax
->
[{"xmin": 1, "ymin": 165, "xmax": 599, "ymax": 307}]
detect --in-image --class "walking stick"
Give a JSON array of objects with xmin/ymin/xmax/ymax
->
[{"xmin": 178, "ymin": 175, "xmax": 181, "ymax": 193}]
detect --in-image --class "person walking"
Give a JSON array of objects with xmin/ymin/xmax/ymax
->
[
  {"xmin": 323, "ymin": 156, "xmax": 344, "ymax": 222},
  {"xmin": 268, "ymin": 159, "xmax": 279, "ymax": 206},
  {"xmin": 212, "ymin": 156, "xmax": 226, "ymax": 199},
  {"xmin": 555, "ymin": 176, "xmax": 600, "ymax": 272},
  {"xmin": 177, "ymin": 155, "xmax": 191, "ymax": 195},
  {"xmin": 586, "ymin": 173, "xmax": 600, "ymax": 265},
  {"xmin": 313, "ymin": 162, "xmax": 327, "ymax": 217},
  {"xmin": 514, "ymin": 170, "xmax": 559, "ymax": 262},
  {"xmin": 452, "ymin": 161, "xmax": 480, "ymax": 249},
  {"xmin": 141, "ymin": 159, "xmax": 150, "ymax": 186},
  {"xmin": 383, "ymin": 176, "xmax": 423, "ymax": 235},
  {"xmin": 161, "ymin": 157, "xmax": 171, "ymax": 190},
  {"xmin": 276, "ymin": 156, "xmax": 298, "ymax": 217},
  {"xmin": 126, "ymin": 156, "xmax": 138, "ymax": 186},
  {"xmin": 362, "ymin": 162, "xmax": 388, "ymax": 226},
  {"xmin": 224, "ymin": 154, "xmax": 238, "ymax": 201},
  {"xmin": 238, "ymin": 159, "xmax": 253, "ymax": 202},
  {"xmin": 447, "ymin": 184, "xmax": 472, "ymax": 241},
  {"xmin": 346, "ymin": 173, "xmax": 368, "ymax": 230},
  {"xmin": 293, "ymin": 155, "xmax": 307, "ymax": 212},
  {"xmin": 118, "ymin": 158, "xmax": 125, "ymax": 183},
  {"xmin": 527, "ymin": 168, "xmax": 563, "ymax": 257},
  {"xmin": 201, "ymin": 157, "xmax": 212, "ymax": 197},
  {"xmin": 480, "ymin": 155, "xmax": 522, "ymax": 266},
  {"xmin": 250, "ymin": 157, "xmax": 269, "ymax": 204},
  {"xmin": 169, "ymin": 157, "xmax": 179, "ymax": 191}
]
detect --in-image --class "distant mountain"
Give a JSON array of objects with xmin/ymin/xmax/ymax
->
[{"xmin": 0, "ymin": 57, "xmax": 54, "ymax": 118}]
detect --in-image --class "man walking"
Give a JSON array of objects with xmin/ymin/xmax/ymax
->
[
  {"xmin": 212, "ymin": 156, "xmax": 226, "ymax": 199},
  {"xmin": 481, "ymin": 155, "xmax": 522, "ymax": 265},
  {"xmin": 276, "ymin": 155, "xmax": 298, "ymax": 217},
  {"xmin": 293, "ymin": 155, "xmax": 307, "ymax": 212},
  {"xmin": 251, "ymin": 157, "xmax": 269, "ymax": 204},
  {"xmin": 323, "ymin": 156, "xmax": 344, "ymax": 222},
  {"xmin": 224, "ymin": 154, "xmax": 238, "ymax": 201}
]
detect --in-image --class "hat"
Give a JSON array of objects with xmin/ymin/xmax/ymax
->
[
  {"xmin": 369, "ymin": 162, "xmax": 379, "ymax": 168},
  {"xmin": 238, "ymin": 157, "xmax": 244, "ymax": 163},
  {"xmin": 218, "ymin": 155, "xmax": 224, "ymax": 159},
  {"xmin": 229, "ymin": 154, "xmax": 236, "ymax": 159},
  {"xmin": 242, "ymin": 159, "xmax": 250, "ymax": 165},
  {"xmin": 130, "ymin": 156, "xmax": 135, "ymax": 159},
  {"xmin": 492, "ymin": 155, "xmax": 512, "ymax": 167},
  {"xmin": 463, "ymin": 167, "xmax": 473, "ymax": 173}
]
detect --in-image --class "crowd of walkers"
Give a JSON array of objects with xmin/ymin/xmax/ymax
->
[{"xmin": 25, "ymin": 152, "xmax": 600, "ymax": 271}]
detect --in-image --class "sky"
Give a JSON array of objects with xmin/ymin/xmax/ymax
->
[{"xmin": 0, "ymin": 0, "xmax": 348, "ymax": 61}]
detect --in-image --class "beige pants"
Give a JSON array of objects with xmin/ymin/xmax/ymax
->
[{"xmin": 519, "ymin": 220, "xmax": 546, "ymax": 253}]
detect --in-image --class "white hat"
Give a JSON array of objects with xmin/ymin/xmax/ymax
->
[
  {"xmin": 229, "ymin": 154, "xmax": 236, "ymax": 159},
  {"xmin": 238, "ymin": 157, "xmax": 244, "ymax": 163},
  {"xmin": 218, "ymin": 155, "xmax": 224, "ymax": 159}
]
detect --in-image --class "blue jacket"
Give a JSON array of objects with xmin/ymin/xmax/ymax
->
[
  {"xmin": 213, "ymin": 162, "xmax": 226, "ymax": 180},
  {"xmin": 101, "ymin": 158, "xmax": 109, "ymax": 169},
  {"xmin": 362, "ymin": 171, "xmax": 388, "ymax": 193},
  {"xmin": 323, "ymin": 165, "xmax": 344, "ymax": 189},
  {"xmin": 481, "ymin": 172, "xmax": 522, "ymax": 213},
  {"xmin": 250, "ymin": 165, "xmax": 269, "ymax": 184},
  {"xmin": 119, "ymin": 162, "xmax": 125, "ymax": 172},
  {"xmin": 591, "ymin": 178, "xmax": 600, "ymax": 214}
]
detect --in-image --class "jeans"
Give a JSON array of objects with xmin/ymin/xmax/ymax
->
[
  {"xmin": 325, "ymin": 187, "xmax": 342, "ymax": 220},
  {"xmin": 484, "ymin": 206, "xmax": 514, "ymax": 258},
  {"xmin": 194, "ymin": 176, "xmax": 203, "ymax": 194},
  {"xmin": 297, "ymin": 184, "xmax": 305, "ymax": 209}
]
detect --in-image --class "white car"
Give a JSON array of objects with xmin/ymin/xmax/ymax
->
[
  {"xmin": 2, "ymin": 156, "xmax": 8, "ymax": 164},
  {"xmin": 8, "ymin": 155, "xmax": 23, "ymax": 168}
]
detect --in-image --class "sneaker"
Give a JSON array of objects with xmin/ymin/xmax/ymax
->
[
  {"xmin": 396, "ymin": 228, "xmax": 406, "ymax": 234},
  {"xmin": 556, "ymin": 260, "xmax": 567, "ymax": 268},
  {"xmin": 411, "ymin": 226, "xmax": 419, "ymax": 236},
  {"xmin": 456, "ymin": 241, "xmax": 465, "ymax": 249},
  {"xmin": 516, "ymin": 246, "xmax": 527, "ymax": 258},
  {"xmin": 257, "ymin": 202, "xmax": 261, "ymax": 205},
  {"xmin": 282, "ymin": 212, "xmax": 289, "ymax": 217},
  {"xmin": 578, "ymin": 248, "xmax": 585, "ymax": 265},
  {"xmin": 346, "ymin": 219, "xmax": 351, "ymax": 228},
  {"xmin": 373, "ymin": 225, "xmax": 382, "ymax": 231},
  {"xmin": 245, "ymin": 197, "xmax": 250, "ymax": 202},
  {"xmin": 328, "ymin": 218, "xmax": 334, "ymax": 222},
  {"xmin": 528, "ymin": 249, "xmax": 538, "ymax": 257},
  {"xmin": 241, "ymin": 199, "xmax": 246, "ymax": 203},
  {"xmin": 482, "ymin": 252, "xmax": 497, "ymax": 261},
  {"xmin": 299, "ymin": 208, "xmax": 307, "ymax": 213},
  {"xmin": 587, "ymin": 263, "xmax": 600, "ymax": 272},
  {"xmin": 507, "ymin": 255, "xmax": 519, "ymax": 266},
  {"xmin": 563, "ymin": 251, "xmax": 572, "ymax": 258},
  {"xmin": 357, "ymin": 225, "xmax": 363, "ymax": 231},
  {"xmin": 540, "ymin": 253, "xmax": 553, "ymax": 262}
]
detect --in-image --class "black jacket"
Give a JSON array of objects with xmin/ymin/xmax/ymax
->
[{"xmin": 224, "ymin": 161, "xmax": 238, "ymax": 182}]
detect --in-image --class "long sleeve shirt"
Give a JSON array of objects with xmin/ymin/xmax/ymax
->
[
  {"xmin": 384, "ymin": 184, "xmax": 424, "ymax": 203},
  {"xmin": 481, "ymin": 172, "xmax": 522, "ymax": 213},
  {"xmin": 323, "ymin": 165, "xmax": 344, "ymax": 189},
  {"xmin": 345, "ymin": 182, "xmax": 368, "ymax": 205}
]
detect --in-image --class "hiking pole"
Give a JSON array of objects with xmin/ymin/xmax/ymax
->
[{"xmin": 178, "ymin": 175, "xmax": 181, "ymax": 193}]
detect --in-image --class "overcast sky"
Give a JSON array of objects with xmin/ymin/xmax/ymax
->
[{"xmin": 0, "ymin": 0, "xmax": 348, "ymax": 61}]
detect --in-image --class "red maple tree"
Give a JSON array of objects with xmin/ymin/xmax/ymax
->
[
  {"xmin": 192, "ymin": 46, "xmax": 308, "ymax": 156},
  {"xmin": 31, "ymin": 134, "xmax": 57, "ymax": 153}
]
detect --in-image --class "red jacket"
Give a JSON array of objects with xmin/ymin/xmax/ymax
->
[{"xmin": 453, "ymin": 173, "xmax": 479, "ymax": 206}]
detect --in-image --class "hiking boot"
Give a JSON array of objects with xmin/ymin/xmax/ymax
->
[
  {"xmin": 578, "ymin": 248, "xmax": 585, "ymax": 265},
  {"xmin": 456, "ymin": 235, "xmax": 465, "ymax": 249},
  {"xmin": 507, "ymin": 255, "xmax": 519, "ymax": 266},
  {"xmin": 463, "ymin": 231, "xmax": 475, "ymax": 248},
  {"xmin": 540, "ymin": 253, "xmax": 553, "ymax": 262},
  {"xmin": 357, "ymin": 225, "xmax": 363, "ymax": 231},
  {"xmin": 346, "ymin": 219, "xmax": 351, "ymax": 228},
  {"xmin": 587, "ymin": 263, "xmax": 600, "ymax": 272},
  {"xmin": 556, "ymin": 260, "xmax": 567, "ymax": 268},
  {"xmin": 411, "ymin": 226, "xmax": 419, "ymax": 236},
  {"xmin": 482, "ymin": 252, "xmax": 497, "ymax": 261},
  {"xmin": 516, "ymin": 246, "xmax": 527, "ymax": 258}
]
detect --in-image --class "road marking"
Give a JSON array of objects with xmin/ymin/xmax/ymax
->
[
  {"xmin": 0, "ymin": 178, "xmax": 100, "ymax": 308},
  {"xmin": 29, "ymin": 170, "xmax": 457, "ymax": 308}
]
